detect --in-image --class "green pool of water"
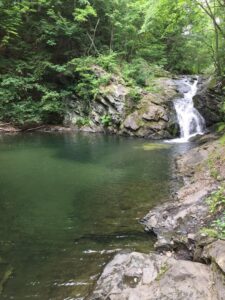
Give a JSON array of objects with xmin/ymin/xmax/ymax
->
[{"xmin": 0, "ymin": 133, "xmax": 190, "ymax": 299}]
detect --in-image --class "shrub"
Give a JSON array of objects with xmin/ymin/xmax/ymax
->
[
  {"xmin": 75, "ymin": 117, "xmax": 91, "ymax": 127},
  {"xmin": 212, "ymin": 214, "xmax": 225, "ymax": 238},
  {"xmin": 100, "ymin": 114, "xmax": 112, "ymax": 126},
  {"xmin": 128, "ymin": 87, "xmax": 141, "ymax": 103},
  {"xmin": 206, "ymin": 185, "xmax": 225, "ymax": 213},
  {"xmin": 204, "ymin": 185, "xmax": 225, "ymax": 239}
]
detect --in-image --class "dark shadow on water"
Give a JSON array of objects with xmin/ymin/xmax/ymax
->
[{"xmin": 73, "ymin": 230, "xmax": 156, "ymax": 244}]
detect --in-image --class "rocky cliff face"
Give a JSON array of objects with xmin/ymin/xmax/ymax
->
[
  {"xmin": 64, "ymin": 66, "xmax": 179, "ymax": 139},
  {"xmin": 65, "ymin": 70, "xmax": 224, "ymax": 138}
]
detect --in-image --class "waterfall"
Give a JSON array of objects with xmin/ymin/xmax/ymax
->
[{"xmin": 173, "ymin": 76, "xmax": 205, "ymax": 142}]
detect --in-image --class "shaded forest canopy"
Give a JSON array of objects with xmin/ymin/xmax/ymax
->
[{"xmin": 0, "ymin": 0, "xmax": 225, "ymax": 125}]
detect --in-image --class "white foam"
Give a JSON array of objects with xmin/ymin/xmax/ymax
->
[{"xmin": 172, "ymin": 77, "xmax": 205, "ymax": 143}]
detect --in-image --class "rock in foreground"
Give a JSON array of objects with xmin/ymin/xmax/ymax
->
[{"xmin": 90, "ymin": 251, "xmax": 218, "ymax": 300}]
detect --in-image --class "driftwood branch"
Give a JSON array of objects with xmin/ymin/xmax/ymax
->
[{"xmin": 22, "ymin": 125, "xmax": 46, "ymax": 132}]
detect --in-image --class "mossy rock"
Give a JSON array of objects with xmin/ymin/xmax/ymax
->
[{"xmin": 207, "ymin": 77, "xmax": 217, "ymax": 89}]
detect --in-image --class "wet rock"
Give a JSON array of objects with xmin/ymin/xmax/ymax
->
[
  {"xmin": 90, "ymin": 252, "xmax": 216, "ymax": 300},
  {"xmin": 174, "ymin": 80, "xmax": 191, "ymax": 94},
  {"xmin": 193, "ymin": 77, "xmax": 224, "ymax": 126}
]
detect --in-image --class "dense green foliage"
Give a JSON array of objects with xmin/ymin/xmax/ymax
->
[{"xmin": 0, "ymin": 0, "xmax": 224, "ymax": 125}]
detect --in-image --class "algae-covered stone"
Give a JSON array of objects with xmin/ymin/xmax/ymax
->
[
  {"xmin": 0, "ymin": 260, "xmax": 13, "ymax": 295},
  {"xmin": 138, "ymin": 143, "xmax": 171, "ymax": 151}
]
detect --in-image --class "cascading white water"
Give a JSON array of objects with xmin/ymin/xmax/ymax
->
[{"xmin": 173, "ymin": 76, "xmax": 205, "ymax": 142}]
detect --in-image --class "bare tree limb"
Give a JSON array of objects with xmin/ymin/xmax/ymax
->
[
  {"xmin": 87, "ymin": 18, "xmax": 100, "ymax": 55},
  {"xmin": 195, "ymin": 0, "xmax": 225, "ymax": 38}
]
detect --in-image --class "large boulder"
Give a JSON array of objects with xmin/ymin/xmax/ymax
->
[{"xmin": 90, "ymin": 252, "xmax": 217, "ymax": 300}]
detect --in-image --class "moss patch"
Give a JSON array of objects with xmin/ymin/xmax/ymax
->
[{"xmin": 156, "ymin": 263, "xmax": 169, "ymax": 281}]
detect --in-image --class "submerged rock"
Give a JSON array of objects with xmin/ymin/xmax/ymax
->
[
  {"xmin": 134, "ymin": 143, "xmax": 171, "ymax": 151},
  {"xmin": 0, "ymin": 259, "xmax": 13, "ymax": 295},
  {"xmin": 90, "ymin": 251, "xmax": 217, "ymax": 300}
]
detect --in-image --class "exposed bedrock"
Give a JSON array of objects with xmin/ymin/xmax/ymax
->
[{"xmin": 64, "ymin": 66, "xmax": 179, "ymax": 139}]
